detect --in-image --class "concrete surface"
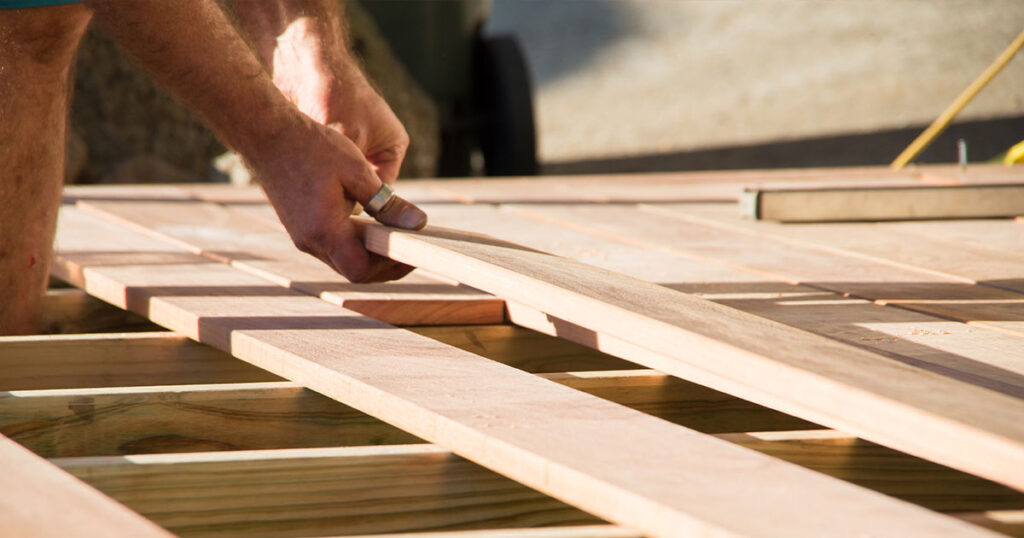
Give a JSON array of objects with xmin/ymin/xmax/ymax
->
[{"xmin": 486, "ymin": 0, "xmax": 1024, "ymax": 165}]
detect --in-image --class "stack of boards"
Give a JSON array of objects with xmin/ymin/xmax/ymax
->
[{"xmin": 3, "ymin": 164, "xmax": 1024, "ymax": 537}]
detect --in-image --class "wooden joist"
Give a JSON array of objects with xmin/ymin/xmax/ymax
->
[
  {"xmin": 55, "ymin": 445, "xmax": 600, "ymax": 537},
  {"xmin": 0, "ymin": 332, "xmax": 279, "ymax": 390},
  {"xmin": 740, "ymin": 183, "xmax": 1024, "ymax": 222},
  {"xmin": 52, "ymin": 206, "xmax": 997, "ymax": 537},
  {"xmin": 0, "ymin": 435, "xmax": 170, "ymax": 537}
]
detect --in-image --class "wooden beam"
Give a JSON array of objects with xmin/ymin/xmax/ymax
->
[
  {"xmin": 720, "ymin": 430, "xmax": 1024, "ymax": 513},
  {"xmin": 0, "ymin": 332, "xmax": 279, "ymax": 390},
  {"xmin": 0, "ymin": 372, "xmax": 815, "ymax": 459},
  {"xmin": 0, "ymin": 435, "xmax": 170, "ymax": 537},
  {"xmin": 337, "ymin": 526, "xmax": 640, "ymax": 538},
  {"xmin": 52, "ymin": 206, "xmax": 994, "ymax": 537},
  {"xmin": 740, "ymin": 183, "xmax": 1024, "ymax": 222},
  {"xmin": 359, "ymin": 218, "xmax": 1024, "ymax": 492},
  {"xmin": 0, "ymin": 382, "xmax": 419, "ymax": 457},
  {"xmin": 542, "ymin": 370, "xmax": 816, "ymax": 433},
  {"xmin": 408, "ymin": 325, "xmax": 639, "ymax": 373},
  {"xmin": 42, "ymin": 288, "xmax": 158, "ymax": 334},
  {"xmin": 54, "ymin": 445, "xmax": 600, "ymax": 538}
]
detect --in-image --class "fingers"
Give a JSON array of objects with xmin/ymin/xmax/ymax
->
[
  {"xmin": 374, "ymin": 193, "xmax": 428, "ymax": 230},
  {"xmin": 367, "ymin": 144, "xmax": 406, "ymax": 185}
]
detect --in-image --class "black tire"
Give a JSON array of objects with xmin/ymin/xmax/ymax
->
[{"xmin": 474, "ymin": 34, "xmax": 539, "ymax": 176}]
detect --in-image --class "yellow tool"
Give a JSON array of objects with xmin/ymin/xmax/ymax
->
[{"xmin": 891, "ymin": 28, "xmax": 1024, "ymax": 169}]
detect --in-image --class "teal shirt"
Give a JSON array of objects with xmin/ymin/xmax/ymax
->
[{"xmin": 0, "ymin": 0, "xmax": 82, "ymax": 8}]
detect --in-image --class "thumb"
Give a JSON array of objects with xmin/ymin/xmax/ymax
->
[{"xmin": 373, "ymin": 189, "xmax": 428, "ymax": 230}]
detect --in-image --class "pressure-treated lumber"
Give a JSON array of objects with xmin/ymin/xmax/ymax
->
[
  {"xmin": 0, "ymin": 332, "xmax": 279, "ymax": 390},
  {"xmin": 360, "ymin": 217, "xmax": 1024, "ymax": 492},
  {"xmin": 42, "ymin": 288, "xmax": 159, "ymax": 333},
  {"xmin": 55, "ymin": 445, "xmax": 599, "ymax": 538},
  {"xmin": 0, "ymin": 434, "xmax": 171, "ymax": 537},
  {"xmin": 0, "ymin": 382, "xmax": 419, "ymax": 457},
  {"xmin": 53, "ymin": 206, "xmax": 995, "ymax": 537},
  {"xmin": 0, "ymin": 372, "xmax": 815, "ymax": 459},
  {"xmin": 721, "ymin": 430, "xmax": 1024, "ymax": 512},
  {"xmin": 408, "ymin": 325, "xmax": 638, "ymax": 373},
  {"xmin": 338, "ymin": 526, "xmax": 640, "ymax": 538}
]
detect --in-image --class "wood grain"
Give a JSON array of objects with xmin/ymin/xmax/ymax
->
[
  {"xmin": 42, "ymin": 288, "xmax": 159, "ymax": 334},
  {"xmin": 362, "ymin": 217, "xmax": 1024, "ymax": 493},
  {"xmin": 0, "ymin": 382, "xmax": 420, "ymax": 457},
  {"xmin": 52, "ymin": 206, "xmax": 995, "ymax": 537},
  {"xmin": 0, "ymin": 332, "xmax": 279, "ymax": 390},
  {"xmin": 0, "ymin": 434, "xmax": 170, "ymax": 537},
  {"xmin": 55, "ymin": 445, "xmax": 599, "ymax": 538}
]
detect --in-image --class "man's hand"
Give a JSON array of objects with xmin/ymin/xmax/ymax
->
[
  {"xmin": 250, "ymin": 114, "xmax": 425, "ymax": 283},
  {"xmin": 231, "ymin": 0, "xmax": 409, "ymax": 183}
]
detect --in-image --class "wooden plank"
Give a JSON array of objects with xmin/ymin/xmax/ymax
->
[
  {"xmin": 0, "ymin": 373, "xmax": 814, "ymax": 459},
  {"xmin": 78, "ymin": 199, "xmax": 504, "ymax": 326},
  {"xmin": 0, "ymin": 332, "xmax": 279, "ymax": 390},
  {"xmin": 0, "ymin": 382, "xmax": 420, "ymax": 457},
  {"xmin": 741, "ymin": 183, "xmax": 1024, "ymax": 222},
  {"xmin": 544, "ymin": 370, "xmax": 816, "ymax": 433},
  {"xmin": 408, "ymin": 325, "xmax": 639, "ymax": 373},
  {"xmin": 639, "ymin": 202, "xmax": 1024, "ymax": 335},
  {"xmin": 484, "ymin": 202, "xmax": 1024, "ymax": 398},
  {"xmin": 52, "ymin": 206, "xmax": 994, "ymax": 537},
  {"xmin": 54, "ymin": 445, "xmax": 600, "ymax": 538},
  {"xmin": 359, "ymin": 215, "xmax": 1024, "ymax": 493},
  {"xmin": 337, "ymin": 526, "xmax": 640, "ymax": 538},
  {"xmin": 42, "ymin": 288, "xmax": 159, "ymax": 334},
  {"xmin": 0, "ymin": 434, "xmax": 170, "ymax": 537},
  {"xmin": 721, "ymin": 430, "xmax": 1024, "ymax": 513}
]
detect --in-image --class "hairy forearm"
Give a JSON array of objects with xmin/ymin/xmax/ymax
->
[
  {"xmin": 228, "ymin": 0, "xmax": 350, "ymax": 69},
  {"xmin": 86, "ymin": 0, "xmax": 300, "ymax": 159}
]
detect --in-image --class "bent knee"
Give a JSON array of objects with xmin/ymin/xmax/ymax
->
[{"xmin": 0, "ymin": 3, "xmax": 92, "ymax": 67}]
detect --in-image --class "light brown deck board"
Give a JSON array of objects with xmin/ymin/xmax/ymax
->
[{"xmin": 50, "ymin": 205, "xmax": 997, "ymax": 537}]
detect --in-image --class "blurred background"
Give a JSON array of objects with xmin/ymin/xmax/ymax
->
[{"xmin": 68, "ymin": 0, "xmax": 1024, "ymax": 184}]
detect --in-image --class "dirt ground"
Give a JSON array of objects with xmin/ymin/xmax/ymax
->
[{"xmin": 486, "ymin": 0, "xmax": 1024, "ymax": 164}]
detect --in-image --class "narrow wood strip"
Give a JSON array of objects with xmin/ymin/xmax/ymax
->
[
  {"xmin": 0, "ymin": 382, "xmax": 419, "ymax": 457},
  {"xmin": 0, "ymin": 332, "xmax": 279, "ymax": 390},
  {"xmin": 52, "ymin": 206, "xmax": 992, "ymax": 537},
  {"xmin": 54, "ymin": 445, "xmax": 599, "ymax": 538},
  {"xmin": 0, "ymin": 435, "xmax": 170, "ymax": 537},
  {"xmin": 42, "ymin": 288, "xmax": 159, "ymax": 334},
  {"xmin": 742, "ymin": 183, "xmax": 1024, "ymax": 222},
  {"xmin": 336, "ymin": 526, "xmax": 640, "ymax": 538},
  {"xmin": 361, "ymin": 216, "xmax": 1024, "ymax": 493},
  {"xmin": 77, "ymin": 199, "xmax": 504, "ymax": 326}
]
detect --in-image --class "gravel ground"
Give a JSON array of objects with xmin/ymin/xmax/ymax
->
[{"xmin": 486, "ymin": 0, "xmax": 1024, "ymax": 163}]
